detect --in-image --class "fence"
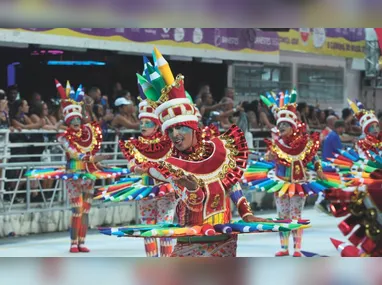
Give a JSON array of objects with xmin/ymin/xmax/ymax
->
[{"xmin": 0, "ymin": 127, "xmax": 274, "ymax": 216}]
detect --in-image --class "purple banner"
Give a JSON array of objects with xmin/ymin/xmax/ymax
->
[{"xmin": 21, "ymin": 28, "xmax": 280, "ymax": 53}]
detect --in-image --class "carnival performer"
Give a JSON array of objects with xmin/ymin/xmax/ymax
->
[
  {"xmin": 348, "ymin": 99, "xmax": 382, "ymax": 159},
  {"xmin": 325, "ymin": 183, "xmax": 382, "ymax": 257},
  {"xmin": 316, "ymin": 99, "xmax": 382, "ymax": 217},
  {"xmin": 134, "ymin": 47, "xmax": 268, "ymax": 257},
  {"xmin": 26, "ymin": 80, "xmax": 129, "ymax": 253},
  {"xmin": 259, "ymin": 90, "xmax": 328, "ymax": 257},
  {"xmin": 118, "ymin": 79, "xmax": 176, "ymax": 257}
]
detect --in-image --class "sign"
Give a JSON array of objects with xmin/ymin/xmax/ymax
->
[
  {"xmin": 278, "ymin": 28, "xmax": 365, "ymax": 58},
  {"xmin": 10, "ymin": 28, "xmax": 280, "ymax": 55}
]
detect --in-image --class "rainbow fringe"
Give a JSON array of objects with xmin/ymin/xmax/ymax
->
[
  {"xmin": 98, "ymin": 219, "xmax": 311, "ymax": 238},
  {"xmin": 326, "ymin": 148, "xmax": 382, "ymax": 186},
  {"xmin": 94, "ymin": 179, "xmax": 174, "ymax": 202},
  {"xmin": 242, "ymin": 159, "xmax": 345, "ymax": 197},
  {"xmin": 25, "ymin": 166, "xmax": 130, "ymax": 180}
]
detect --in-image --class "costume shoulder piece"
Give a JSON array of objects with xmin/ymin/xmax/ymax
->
[
  {"xmin": 119, "ymin": 132, "xmax": 172, "ymax": 163},
  {"xmin": 266, "ymin": 132, "xmax": 320, "ymax": 167},
  {"xmin": 59, "ymin": 121, "xmax": 102, "ymax": 156},
  {"xmin": 201, "ymin": 124, "xmax": 220, "ymax": 140},
  {"xmin": 150, "ymin": 125, "xmax": 248, "ymax": 190},
  {"xmin": 355, "ymin": 136, "xmax": 382, "ymax": 159}
]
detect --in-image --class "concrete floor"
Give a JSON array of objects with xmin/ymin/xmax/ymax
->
[{"xmin": 0, "ymin": 207, "xmax": 348, "ymax": 257}]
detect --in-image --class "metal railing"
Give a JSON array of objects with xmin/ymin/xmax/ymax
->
[{"xmin": 0, "ymin": 126, "xmax": 342, "ymax": 215}]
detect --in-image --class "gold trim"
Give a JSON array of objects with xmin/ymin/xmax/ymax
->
[
  {"xmin": 146, "ymin": 74, "xmax": 184, "ymax": 108},
  {"xmin": 270, "ymin": 139, "xmax": 315, "ymax": 164}
]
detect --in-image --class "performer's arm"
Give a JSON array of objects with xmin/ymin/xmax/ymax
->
[
  {"xmin": 59, "ymin": 136, "xmax": 98, "ymax": 162},
  {"xmin": 312, "ymin": 155, "xmax": 323, "ymax": 172},
  {"xmin": 313, "ymin": 155, "xmax": 326, "ymax": 180},
  {"xmin": 229, "ymin": 183, "xmax": 253, "ymax": 219}
]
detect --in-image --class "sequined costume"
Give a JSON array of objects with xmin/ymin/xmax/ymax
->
[
  {"xmin": 348, "ymin": 99, "xmax": 382, "ymax": 160},
  {"xmin": 26, "ymin": 80, "xmax": 129, "ymax": 253},
  {"xmin": 325, "ymin": 184, "xmax": 382, "ymax": 257},
  {"xmin": 256, "ymin": 90, "xmax": 338, "ymax": 257},
  {"xmin": 119, "ymin": 95, "xmax": 176, "ymax": 257},
  {"xmin": 140, "ymin": 47, "xmax": 267, "ymax": 257}
]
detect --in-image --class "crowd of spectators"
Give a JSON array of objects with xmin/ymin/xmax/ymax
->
[{"xmin": 1, "ymin": 82, "xmax": 381, "ymax": 204}]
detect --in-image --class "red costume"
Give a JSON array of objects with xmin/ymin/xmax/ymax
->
[{"xmin": 142, "ymin": 48, "xmax": 256, "ymax": 257}]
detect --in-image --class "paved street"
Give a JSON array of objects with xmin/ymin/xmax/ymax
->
[{"xmin": 0, "ymin": 208, "xmax": 346, "ymax": 257}]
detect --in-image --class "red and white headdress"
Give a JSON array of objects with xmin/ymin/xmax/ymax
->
[
  {"xmin": 348, "ymin": 98, "xmax": 378, "ymax": 134},
  {"xmin": 136, "ymin": 47, "xmax": 198, "ymax": 133},
  {"xmin": 55, "ymin": 79, "xmax": 84, "ymax": 125},
  {"xmin": 138, "ymin": 100, "xmax": 160, "ymax": 125},
  {"xmin": 260, "ymin": 89, "xmax": 299, "ymax": 129}
]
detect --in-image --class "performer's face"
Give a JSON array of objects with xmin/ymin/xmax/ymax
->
[
  {"xmin": 69, "ymin": 117, "xmax": 81, "ymax": 131},
  {"xmin": 140, "ymin": 119, "xmax": 158, "ymax": 137},
  {"xmin": 168, "ymin": 125, "xmax": 195, "ymax": 151},
  {"xmin": 278, "ymin": 122, "xmax": 293, "ymax": 137},
  {"xmin": 368, "ymin": 122, "xmax": 380, "ymax": 138}
]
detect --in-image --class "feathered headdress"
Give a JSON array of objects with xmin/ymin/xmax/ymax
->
[
  {"xmin": 347, "ymin": 98, "xmax": 378, "ymax": 134},
  {"xmin": 260, "ymin": 89, "xmax": 298, "ymax": 128},
  {"xmin": 55, "ymin": 79, "xmax": 84, "ymax": 125},
  {"xmin": 136, "ymin": 47, "xmax": 198, "ymax": 133}
]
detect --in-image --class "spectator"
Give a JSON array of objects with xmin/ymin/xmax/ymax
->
[
  {"xmin": 245, "ymin": 100, "xmax": 259, "ymax": 129},
  {"xmin": 111, "ymin": 82, "xmax": 123, "ymax": 103},
  {"xmin": 10, "ymin": 99, "xmax": 43, "ymax": 130},
  {"xmin": 199, "ymin": 91, "xmax": 225, "ymax": 126},
  {"xmin": 7, "ymin": 85, "xmax": 19, "ymax": 104},
  {"xmin": 307, "ymin": 105, "xmax": 321, "ymax": 129},
  {"xmin": 320, "ymin": 115, "xmax": 337, "ymax": 143},
  {"xmin": 93, "ymin": 103, "xmax": 113, "ymax": 133},
  {"xmin": 48, "ymin": 100, "xmax": 66, "ymax": 130},
  {"xmin": 7, "ymin": 99, "xmax": 44, "ymax": 202},
  {"xmin": 217, "ymin": 97, "xmax": 241, "ymax": 130},
  {"xmin": 116, "ymin": 89, "xmax": 137, "ymax": 112},
  {"xmin": 317, "ymin": 110, "xmax": 327, "ymax": 127},
  {"xmin": 88, "ymin": 87, "xmax": 102, "ymax": 105},
  {"xmin": 296, "ymin": 102, "xmax": 310, "ymax": 131},
  {"xmin": 322, "ymin": 119, "xmax": 345, "ymax": 161},
  {"xmin": 194, "ymin": 84, "xmax": 210, "ymax": 108},
  {"xmin": 0, "ymin": 90, "xmax": 11, "ymax": 130},
  {"xmin": 30, "ymin": 101, "xmax": 59, "ymax": 131},
  {"xmin": 258, "ymin": 100, "xmax": 275, "ymax": 130},
  {"xmin": 82, "ymin": 95, "xmax": 97, "ymax": 124},
  {"xmin": 342, "ymin": 108, "xmax": 361, "ymax": 136},
  {"xmin": 234, "ymin": 103, "xmax": 254, "ymax": 149},
  {"xmin": 222, "ymin": 87, "xmax": 235, "ymax": 101},
  {"xmin": 111, "ymin": 97, "xmax": 140, "ymax": 130}
]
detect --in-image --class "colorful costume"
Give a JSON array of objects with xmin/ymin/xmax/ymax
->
[
  {"xmin": 322, "ymin": 99, "xmax": 382, "ymax": 257},
  {"xmin": 138, "ymin": 47, "xmax": 272, "ymax": 257},
  {"xmin": 256, "ymin": 90, "xmax": 339, "ymax": 257},
  {"xmin": 325, "ymin": 184, "xmax": 382, "ymax": 257},
  {"xmin": 118, "ymin": 95, "xmax": 176, "ymax": 257},
  {"xmin": 348, "ymin": 99, "xmax": 382, "ymax": 159},
  {"xmin": 26, "ymin": 80, "xmax": 129, "ymax": 253}
]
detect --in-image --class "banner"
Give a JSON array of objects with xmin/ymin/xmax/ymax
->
[
  {"xmin": 14, "ymin": 28, "xmax": 279, "ymax": 55},
  {"xmin": 278, "ymin": 28, "xmax": 365, "ymax": 58}
]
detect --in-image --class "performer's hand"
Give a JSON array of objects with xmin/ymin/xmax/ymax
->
[
  {"xmin": 173, "ymin": 174, "xmax": 199, "ymax": 190},
  {"xmin": 317, "ymin": 170, "xmax": 327, "ymax": 181},
  {"xmin": 135, "ymin": 165, "xmax": 149, "ymax": 175},
  {"xmin": 243, "ymin": 215, "xmax": 269, "ymax": 223}
]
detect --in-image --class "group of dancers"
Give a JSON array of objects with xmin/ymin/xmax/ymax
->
[{"xmin": 26, "ymin": 47, "xmax": 382, "ymax": 257}]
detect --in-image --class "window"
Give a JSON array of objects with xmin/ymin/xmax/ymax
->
[
  {"xmin": 233, "ymin": 64, "xmax": 292, "ymax": 101},
  {"xmin": 297, "ymin": 65, "xmax": 344, "ymax": 105}
]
